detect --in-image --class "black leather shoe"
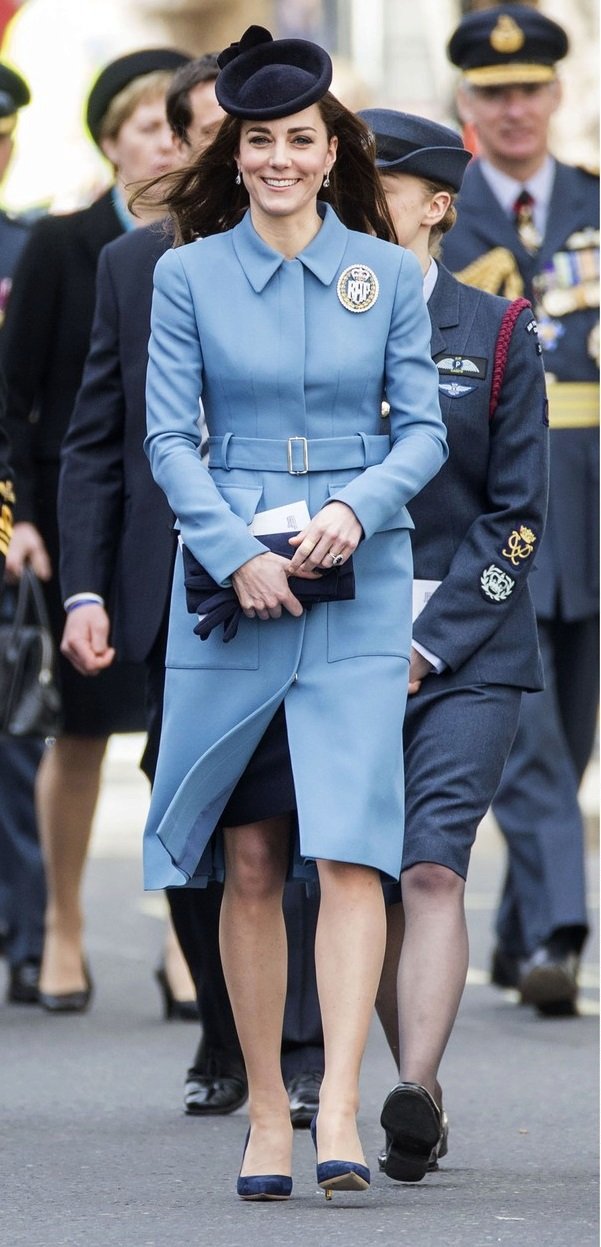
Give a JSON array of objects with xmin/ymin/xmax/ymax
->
[
  {"xmin": 155, "ymin": 965, "xmax": 199, "ymax": 1021},
  {"xmin": 518, "ymin": 944, "xmax": 579, "ymax": 1015},
  {"xmin": 38, "ymin": 964, "xmax": 93, "ymax": 1014},
  {"xmin": 286, "ymin": 1070, "xmax": 322, "ymax": 1129},
  {"xmin": 378, "ymin": 1109, "xmax": 448, "ymax": 1174},
  {"xmin": 490, "ymin": 946, "xmax": 520, "ymax": 990},
  {"xmin": 184, "ymin": 1052, "xmax": 248, "ymax": 1115},
  {"xmin": 380, "ymin": 1082, "xmax": 446, "ymax": 1183},
  {"xmin": 7, "ymin": 959, "xmax": 40, "ymax": 1004}
]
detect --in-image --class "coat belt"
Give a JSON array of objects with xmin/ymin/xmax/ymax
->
[{"xmin": 208, "ymin": 433, "xmax": 390, "ymax": 474}]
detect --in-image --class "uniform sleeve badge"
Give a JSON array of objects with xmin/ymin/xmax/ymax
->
[
  {"xmin": 337, "ymin": 264, "xmax": 379, "ymax": 312},
  {"xmin": 502, "ymin": 525, "xmax": 537, "ymax": 567},
  {"xmin": 480, "ymin": 564, "xmax": 515, "ymax": 603}
]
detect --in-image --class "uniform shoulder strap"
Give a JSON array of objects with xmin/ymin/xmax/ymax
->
[{"xmin": 489, "ymin": 296, "xmax": 532, "ymax": 420}]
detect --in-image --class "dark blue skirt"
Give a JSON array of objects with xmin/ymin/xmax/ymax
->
[{"xmin": 221, "ymin": 701, "xmax": 297, "ymax": 827}]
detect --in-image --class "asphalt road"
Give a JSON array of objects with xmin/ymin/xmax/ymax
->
[{"xmin": 1, "ymin": 736, "xmax": 598, "ymax": 1247}]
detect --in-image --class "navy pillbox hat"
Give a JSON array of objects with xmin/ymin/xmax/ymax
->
[
  {"xmin": 215, "ymin": 25, "xmax": 332, "ymax": 120},
  {"xmin": 359, "ymin": 109, "xmax": 471, "ymax": 193},
  {"xmin": 86, "ymin": 48, "xmax": 191, "ymax": 144},
  {"xmin": 448, "ymin": 5, "xmax": 568, "ymax": 87}
]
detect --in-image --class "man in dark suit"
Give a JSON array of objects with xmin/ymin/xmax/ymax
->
[
  {"xmin": 58, "ymin": 57, "xmax": 324, "ymax": 1122},
  {"xmin": 443, "ymin": 5, "xmax": 598, "ymax": 1014},
  {"xmin": 0, "ymin": 62, "xmax": 47, "ymax": 1006}
]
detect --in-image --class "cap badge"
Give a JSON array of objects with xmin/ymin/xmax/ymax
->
[
  {"xmin": 489, "ymin": 15, "xmax": 525, "ymax": 55},
  {"xmin": 337, "ymin": 264, "xmax": 379, "ymax": 313}
]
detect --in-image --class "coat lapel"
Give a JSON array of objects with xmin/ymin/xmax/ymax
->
[
  {"xmin": 428, "ymin": 262, "xmax": 461, "ymax": 356},
  {"xmin": 537, "ymin": 160, "xmax": 590, "ymax": 265}
]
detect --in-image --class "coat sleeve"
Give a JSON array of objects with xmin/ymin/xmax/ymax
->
[
  {"xmin": 144, "ymin": 248, "xmax": 268, "ymax": 586},
  {"xmin": 1, "ymin": 216, "xmax": 62, "ymax": 522},
  {"xmin": 325, "ymin": 247, "xmax": 448, "ymax": 536},
  {"xmin": 58, "ymin": 244, "xmax": 125, "ymax": 603},
  {"xmin": 413, "ymin": 305, "xmax": 549, "ymax": 671}
]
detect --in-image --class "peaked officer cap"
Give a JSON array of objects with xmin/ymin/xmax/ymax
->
[
  {"xmin": 359, "ymin": 109, "xmax": 471, "ymax": 192},
  {"xmin": 0, "ymin": 62, "xmax": 30, "ymax": 128},
  {"xmin": 448, "ymin": 4, "xmax": 568, "ymax": 87},
  {"xmin": 215, "ymin": 25, "xmax": 332, "ymax": 120},
  {"xmin": 86, "ymin": 48, "xmax": 191, "ymax": 144}
]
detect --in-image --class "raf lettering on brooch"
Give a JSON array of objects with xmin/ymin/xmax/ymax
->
[{"xmin": 337, "ymin": 264, "xmax": 379, "ymax": 313}]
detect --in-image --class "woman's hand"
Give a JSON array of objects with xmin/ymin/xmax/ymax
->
[
  {"xmin": 407, "ymin": 647, "xmax": 434, "ymax": 696},
  {"xmin": 232, "ymin": 552, "xmax": 304, "ymax": 620},
  {"xmin": 61, "ymin": 604, "xmax": 115, "ymax": 675},
  {"xmin": 5, "ymin": 522, "xmax": 52, "ymax": 583},
  {"xmin": 287, "ymin": 501, "xmax": 362, "ymax": 578}
]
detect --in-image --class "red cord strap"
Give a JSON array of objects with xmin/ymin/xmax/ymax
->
[{"xmin": 489, "ymin": 296, "xmax": 532, "ymax": 420}]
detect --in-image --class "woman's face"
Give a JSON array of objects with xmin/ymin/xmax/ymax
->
[
  {"xmin": 101, "ymin": 95, "xmax": 179, "ymax": 185},
  {"xmin": 380, "ymin": 172, "xmax": 432, "ymax": 248},
  {"xmin": 237, "ymin": 103, "xmax": 337, "ymax": 222}
]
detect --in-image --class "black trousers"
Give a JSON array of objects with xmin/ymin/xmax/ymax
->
[{"xmin": 143, "ymin": 614, "xmax": 324, "ymax": 1079}]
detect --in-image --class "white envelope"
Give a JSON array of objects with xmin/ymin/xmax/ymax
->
[
  {"xmin": 250, "ymin": 500, "xmax": 311, "ymax": 536},
  {"xmin": 412, "ymin": 579, "xmax": 441, "ymax": 622}
]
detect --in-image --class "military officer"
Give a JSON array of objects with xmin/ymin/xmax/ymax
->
[
  {"xmin": 444, "ymin": 5, "xmax": 599, "ymax": 1014},
  {"xmin": 0, "ymin": 62, "xmax": 47, "ymax": 1007}
]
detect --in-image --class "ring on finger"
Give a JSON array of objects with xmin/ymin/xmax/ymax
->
[{"xmin": 329, "ymin": 550, "xmax": 345, "ymax": 567}]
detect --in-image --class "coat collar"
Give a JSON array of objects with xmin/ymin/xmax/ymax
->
[{"xmin": 232, "ymin": 202, "xmax": 348, "ymax": 292}]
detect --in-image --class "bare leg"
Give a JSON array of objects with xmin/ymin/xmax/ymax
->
[
  {"xmin": 314, "ymin": 860, "xmax": 386, "ymax": 1164},
  {"xmin": 163, "ymin": 913, "xmax": 196, "ymax": 1002},
  {"xmin": 220, "ymin": 815, "xmax": 292, "ymax": 1177},
  {"xmin": 394, "ymin": 863, "xmax": 468, "ymax": 1104},
  {"xmin": 37, "ymin": 735, "xmax": 108, "ymax": 995}
]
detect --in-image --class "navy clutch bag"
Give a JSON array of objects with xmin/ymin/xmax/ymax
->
[{"xmin": 182, "ymin": 532, "xmax": 355, "ymax": 643}]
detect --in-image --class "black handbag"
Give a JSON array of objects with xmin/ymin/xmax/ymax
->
[
  {"xmin": 182, "ymin": 532, "xmax": 355, "ymax": 643},
  {"xmin": 0, "ymin": 566, "xmax": 62, "ymax": 737}
]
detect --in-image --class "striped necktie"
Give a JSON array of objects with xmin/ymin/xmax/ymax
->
[{"xmin": 513, "ymin": 189, "xmax": 542, "ymax": 253}]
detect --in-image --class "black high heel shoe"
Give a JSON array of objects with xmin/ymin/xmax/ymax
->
[
  {"xmin": 310, "ymin": 1115, "xmax": 370, "ymax": 1200},
  {"xmin": 39, "ymin": 963, "xmax": 93, "ymax": 1014},
  {"xmin": 236, "ymin": 1130, "xmax": 293, "ymax": 1201},
  {"xmin": 155, "ymin": 965, "xmax": 199, "ymax": 1021}
]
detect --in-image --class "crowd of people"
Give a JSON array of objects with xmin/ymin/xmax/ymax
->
[{"xmin": 0, "ymin": 1, "xmax": 598, "ymax": 1204}]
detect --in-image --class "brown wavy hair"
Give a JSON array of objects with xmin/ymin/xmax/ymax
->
[{"xmin": 132, "ymin": 93, "xmax": 395, "ymax": 245}]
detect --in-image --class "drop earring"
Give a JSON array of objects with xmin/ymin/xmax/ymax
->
[
  {"xmin": 323, "ymin": 170, "xmax": 330, "ymax": 188},
  {"xmin": 235, "ymin": 169, "xmax": 241, "ymax": 185}
]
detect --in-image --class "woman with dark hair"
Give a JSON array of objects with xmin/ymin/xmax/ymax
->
[
  {"xmin": 143, "ymin": 28, "xmax": 447, "ymax": 1201},
  {"xmin": 357, "ymin": 109, "xmax": 549, "ymax": 1183}
]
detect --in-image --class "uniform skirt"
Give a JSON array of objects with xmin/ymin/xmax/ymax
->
[
  {"xmin": 220, "ymin": 701, "xmax": 296, "ymax": 827},
  {"xmin": 385, "ymin": 681, "xmax": 522, "ymax": 901},
  {"xmin": 35, "ymin": 462, "xmax": 146, "ymax": 736}
]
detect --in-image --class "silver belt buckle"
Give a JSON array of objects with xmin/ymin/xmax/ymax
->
[{"xmin": 287, "ymin": 436, "xmax": 309, "ymax": 475}]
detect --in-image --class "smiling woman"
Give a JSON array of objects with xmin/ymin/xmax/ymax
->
[{"xmin": 141, "ymin": 24, "xmax": 448, "ymax": 1205}]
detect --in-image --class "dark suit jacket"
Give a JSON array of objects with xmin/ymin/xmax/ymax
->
[
  {"xmin": 443, "ymin": 159, "xmax": 599, "ymax": 621},
  {"xmin": 59, "ymin": 223, "xmax": 175, "ymax": 663},
  {"xmin": 408, "ymin": 263, "xmax": 548, "ymax": 690},
  {"xmin": 1, "ymin": 189, "xmax": 123, "ymax": 521}
]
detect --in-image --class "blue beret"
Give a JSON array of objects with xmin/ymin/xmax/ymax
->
[
  {"xmin": 86, "ymin": 48, "xmax": 191, "ymax": 144},
  {"xmin": 0, "ymin": 62, "xmax": 30, "ymax": 120},
  {"xmin": 215, "ymin": 25, "xmax": 332, "ymax": 120},
  {"xmin": 448, "ymin": 4, "xmax": 568, "ymax": 87},
  {"xmin": 358, "ymin": 109, "xmax": 471, "ymax": 192}
]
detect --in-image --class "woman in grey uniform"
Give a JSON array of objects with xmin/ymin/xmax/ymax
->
[
  {"xmin": 357, "ymin": 109, "xmax": 549, "ymax": 1183},
  {"xmin": 142, "ymin": 30, "xmax": 447, "ymax": 1200}
]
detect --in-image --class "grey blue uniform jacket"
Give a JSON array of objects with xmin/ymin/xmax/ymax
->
[
  {"xmin": 443, "ymin": 159, "xmax": 599, "ymax": 622},
  {"xmin": 409, "ymin": 263, "xmax": 548, "ymax": 690},
  {"xmin": 143, "ymin": 204, "xmax": 448, "ymax": 889}
]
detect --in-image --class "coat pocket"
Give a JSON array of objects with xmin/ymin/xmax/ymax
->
[{"xmin": 326, "ymin": 508, "xmax": 413, "ymax": 663}]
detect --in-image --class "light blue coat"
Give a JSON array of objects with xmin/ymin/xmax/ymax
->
[{"xmin": 143, "ymin": 204, "xmax": 447, "ymax": 889}]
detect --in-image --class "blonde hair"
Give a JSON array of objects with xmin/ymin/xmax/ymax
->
[
  {"xmin": 420, "ymin": 178, "xmax": 457, "ymax": 258},
  {"xmin": 98, "ymin": 70, "xmax": 173, "ymax": 143}
]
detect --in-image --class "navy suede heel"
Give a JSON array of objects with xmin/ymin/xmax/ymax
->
[
  {"xmin": 310, "ymin": 1115, "xmax": 371, "ymax": 1200},
  {"xmin": 236, "ymin": 1130, "xmax": 293, "ymax": 1201}
]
